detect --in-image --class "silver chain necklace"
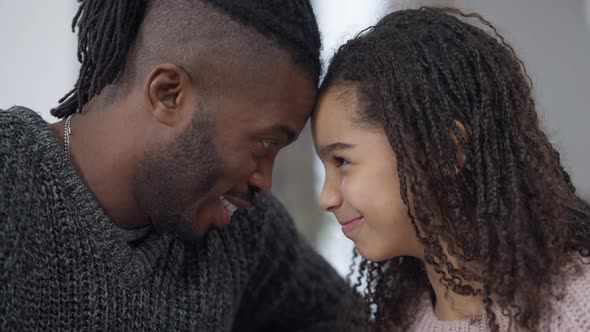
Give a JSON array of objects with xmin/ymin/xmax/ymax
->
[{"xmin": 64, "ymin": 114, "xmax": 74, "ymax": 160}]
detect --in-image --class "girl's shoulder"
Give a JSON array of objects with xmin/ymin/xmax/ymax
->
[
  {"xmin": 407, "ymin": 295, "xmax": 510, "ymax": 332},
  {"xmin": 548, "ymin": 256, "xmax": 590, "ymax": 331},
  {"xmin": 406, "ymin": 258, "xmax": 590, "ymax": 332}
]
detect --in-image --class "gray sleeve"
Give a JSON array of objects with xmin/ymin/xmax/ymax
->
[
  {"xmin": 232, "ymin": 194, "xmax": 362, "ymax": 332},
  {"xmin": 0, "ymin": 128, "xmax": 30, "ymax": 321}
]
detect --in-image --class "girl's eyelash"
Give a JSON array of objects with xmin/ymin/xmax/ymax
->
[{"xmin": 333, "ymin": 156, "xmax": 349, "ymax": 167}]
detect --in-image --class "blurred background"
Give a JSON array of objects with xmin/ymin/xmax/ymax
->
[{"xmin": 1, "ymin": 0, "xmax": 589, "ymax": 277}]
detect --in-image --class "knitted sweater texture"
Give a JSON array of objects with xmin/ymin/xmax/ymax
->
[
  {"xmin": 407, "ymin": 259, "xmax": 590, "ymax": 331},
  {"xmin": 0, "ymin": 107, "xmax": 358, "ymax": 332}
]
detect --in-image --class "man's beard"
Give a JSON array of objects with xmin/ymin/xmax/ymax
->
[{"xmin": 132, "ymin": 110, "xmax": 224, "ymax": 240}]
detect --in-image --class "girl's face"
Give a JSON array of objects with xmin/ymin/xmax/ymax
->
[{"xmin": 312, "ymin": 86, "xmax": 424, "ymax": 262}]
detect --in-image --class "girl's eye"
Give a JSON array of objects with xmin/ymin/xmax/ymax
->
[
  {"xmin": 262, "ymin": 140, "xmax": 279, "ymax": 151},
  {"xmin": 333, "ymin": 156, "xmax": 350, "ymax": 167}
]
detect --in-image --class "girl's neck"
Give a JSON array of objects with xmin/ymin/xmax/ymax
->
[{"xmin": 423, "ymin": 262, "xmax": 485, "ymax": 321}]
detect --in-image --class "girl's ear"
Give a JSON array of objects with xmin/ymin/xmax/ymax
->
[{"xmin": 450, "ymin": 120, "xmax": 469, "ymax": 172}]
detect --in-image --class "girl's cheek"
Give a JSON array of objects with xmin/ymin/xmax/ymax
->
[{"xmin": 341, "ymin": 176, "xmax": 362, "ymax": 203}]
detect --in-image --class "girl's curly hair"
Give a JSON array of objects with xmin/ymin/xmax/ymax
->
[{"xmin": 323, "ymin": 7, "xmax": 590, "ymax": 332}]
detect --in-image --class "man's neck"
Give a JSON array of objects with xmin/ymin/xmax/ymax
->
[{"xmin": 50, "ymin": 102, "xmax": 148, "ymax": 230}]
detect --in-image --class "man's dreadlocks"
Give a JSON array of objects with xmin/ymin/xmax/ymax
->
[{"xmin": 52, "ymin": 0, "xmax": 321, "ymax": 118}]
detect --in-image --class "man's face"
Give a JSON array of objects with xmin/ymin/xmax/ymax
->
[{"xmin": 133, "ymin": 58, "xmax": 315, "ymax": 239}]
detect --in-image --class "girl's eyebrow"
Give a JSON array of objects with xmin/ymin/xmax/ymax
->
[{"xmin": 318, "ymin": 142, "xmax": 356, "ymax": 159}]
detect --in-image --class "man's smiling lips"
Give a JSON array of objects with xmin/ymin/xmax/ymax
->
[
  {"xmin": 214, "ymin": 193, "xmax": 254, "ymax": 227},
  {"xmin": 221, "ymin": 194, "xmax": 252, "ymax": 210},
  {"xmin": 179, "ymin": 187, "xmax": 256, "ymax": 230}
]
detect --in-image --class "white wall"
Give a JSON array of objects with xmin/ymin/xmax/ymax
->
[
  {"xmin": 0, "ymin": 0, "xmax": 78, "ymax": 122},
  {"xmin": 450, "ymin": 0, "xmax": 590, "ymax": 196}
]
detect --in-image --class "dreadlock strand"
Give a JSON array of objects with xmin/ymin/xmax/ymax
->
[{"xmin": 51, "ymin": 0, "xmax": 147, "ymax": 118}]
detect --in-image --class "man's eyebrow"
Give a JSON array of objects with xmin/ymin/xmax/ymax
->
[
  {"xmin": 268, "ymin": 124, "xmax": 298, "ymax": 144},
  {"xmin": 318, "ymin": 142, "xmax": 355, "ymax": 159}
]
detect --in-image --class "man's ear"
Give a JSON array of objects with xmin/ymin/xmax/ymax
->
[
  {"xmin": 450, "ymin": 120, "xmax": 469, "ymax": 171},
  {"xmin": 145, "ymin": 63, "xmax": 192, "ymax": 127}
]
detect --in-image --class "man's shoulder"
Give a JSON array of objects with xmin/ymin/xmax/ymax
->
[
  {"xmin": 240, "ymin": 193, "xmax": 297, "ymax": 235},
  {"xmin": 224, "ymin": 193, "xmax": 300, "ymax": 259},
  {"xmin": 0, "ymin": 106, "xmax": 44, "ymax": 152},
  {"xmin": 0, "ymin": 107, "xmax": 49, "ymax": 190}
]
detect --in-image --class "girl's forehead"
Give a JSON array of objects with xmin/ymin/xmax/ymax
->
[
  {"xmin": 314, "ymin": 86, "xmax": 361, "ymax": 120},
  {"xmin": 313, "ymin": 94, "xmax": 357, "ymax": 131}
]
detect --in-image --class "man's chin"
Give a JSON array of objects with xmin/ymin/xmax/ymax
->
[{"xmin": 151, "ymin": 215, "xmax": 211, "ymax": 242}]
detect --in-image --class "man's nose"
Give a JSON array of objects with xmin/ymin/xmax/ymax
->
[{"xmin": 248, "ymin": 161, "xmax": 274, "ymax": 196}]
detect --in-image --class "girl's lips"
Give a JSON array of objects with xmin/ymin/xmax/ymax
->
[{"xmin": 340, "ymin": 217, "xmax": 364, "ymax": 238}]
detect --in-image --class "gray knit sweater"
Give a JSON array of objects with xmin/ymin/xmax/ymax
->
[{"xmin": 0, "ymin": 107, "xmax": 359, "ymax": 331}]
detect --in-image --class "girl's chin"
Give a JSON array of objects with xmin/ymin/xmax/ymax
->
[{"xmin": 354, "ymin": 241, "xmax": 395, "ymax": 263}]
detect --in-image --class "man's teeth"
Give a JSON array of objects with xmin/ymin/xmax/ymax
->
[{"xmin": 219, "ymin": 196, "xmax": 238, "ymax": 216}]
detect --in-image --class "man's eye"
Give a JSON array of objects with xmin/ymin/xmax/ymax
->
[{"xmin": 262, "ymin": 140, "xmax": 279, "ymax": 151}]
